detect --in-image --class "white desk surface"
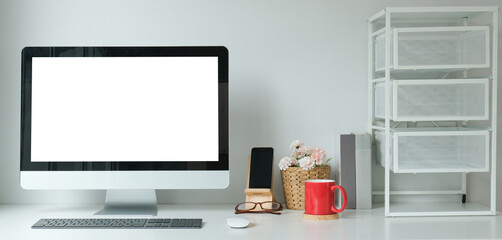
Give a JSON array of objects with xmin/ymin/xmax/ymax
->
[{"xmin": 1, "ymin": 204, "xmax": 501, "ymax": 240}]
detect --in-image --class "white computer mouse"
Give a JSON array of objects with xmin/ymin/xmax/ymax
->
[{"xmin": 226, "ymin": 217, "xmax": 250, "ymax": 228}]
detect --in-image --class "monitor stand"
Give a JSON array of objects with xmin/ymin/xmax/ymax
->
[{"xmin": 94, "ymin": 189, "xmax": 158, "ymax": 216}]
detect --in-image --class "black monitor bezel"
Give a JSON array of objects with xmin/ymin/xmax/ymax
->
[{"xmin": 20, "ymin": 46, "xmax": 229, "ymax": 171}]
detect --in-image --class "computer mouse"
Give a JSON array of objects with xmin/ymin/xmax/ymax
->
[{"xmin": 226, "ymin": 217, "xmax": 250, "ymax": 228}]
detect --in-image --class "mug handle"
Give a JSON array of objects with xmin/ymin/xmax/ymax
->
[{"xmin": 330, "ymin": 185, "xmax": 347, "ymax": 213}]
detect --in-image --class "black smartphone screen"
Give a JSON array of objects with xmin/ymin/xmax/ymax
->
[{"xmin": 248, "ymin": 147, "xmax": 274, "ymax": 188}]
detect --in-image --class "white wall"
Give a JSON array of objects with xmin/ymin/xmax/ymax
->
[{"xmin": 0, "ymin": 0, "xmax": 501, "ymax": 209}]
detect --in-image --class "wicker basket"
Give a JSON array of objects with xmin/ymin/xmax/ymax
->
[{"xmin": 280, "ymin": 166, "xmax": 331, "ymax": 210}]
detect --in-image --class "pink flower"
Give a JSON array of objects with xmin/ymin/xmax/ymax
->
[
  {"xmin": 291, "ymin": 150, "xmax": 300, "ymax": 160},
  {"xmin": 311, "ymin": 148, "xmax": 327, "ymax": 165},
  {"xmin": 291, "ymin": 145, "xmax": 311, "ymax": 160},
  {"xmin": 278, "ymin": 157, "xmax": 293, "ymax": 170},
  {"xmin": 299, "ymin": 157, "xmax": 315, "ymax": 171},
  {"xmin": 289, "ymin": 140, "xmax": 303, "ymax": 150},
  {"xmin": 290, "ymin": 157, "xmax": 298, "ymax": 166},
  {"xmin": 298, "ymin": 145, "xmax": 312, "ymax": 156}
]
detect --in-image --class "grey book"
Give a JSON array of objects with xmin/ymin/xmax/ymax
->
[
  {"xmin": 340, "ymin": 134, "xmax": 356, "ymax": 209},
  {"xmin": 355, "ymin": 134, "xmax": 372, "ymax": 209}
]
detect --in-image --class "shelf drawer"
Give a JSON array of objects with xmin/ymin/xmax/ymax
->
[
  {"xmin": 375, "ymin": 129, "xmax": 489, "ymax": 173},
  {"xmin": 375, "ymin": 26, "xmax": 490, "ymax": 71},
  {"xmin": 374, "ymin": 79, "xmax": 489, "ymax": 121}
]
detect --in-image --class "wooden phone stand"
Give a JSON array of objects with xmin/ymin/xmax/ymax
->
[
  {"xmin": 245, "ymin": 188, "xmax": 276, "ymax": 203},
  {"xmin": 245, "ymin": 155, "xmax": 276, "ymax": 205}
]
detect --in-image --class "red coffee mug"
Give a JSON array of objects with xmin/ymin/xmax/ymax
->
[{"xmin": 304, "ymin": 179, "xmax": 347, "ymax": 215}]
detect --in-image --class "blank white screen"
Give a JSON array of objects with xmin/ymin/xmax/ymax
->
[{"xmin": 31, "ymin": 57, "xmax": 219, "ymax": 162}]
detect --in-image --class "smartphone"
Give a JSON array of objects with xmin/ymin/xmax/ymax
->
[{"xmin": 248, "ymin": 147, "xmax": 274, "ymax": 189}]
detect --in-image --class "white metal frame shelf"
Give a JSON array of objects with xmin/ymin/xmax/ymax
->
[{"xmin": 368, "ymin": 6, "xmax": 498, "ymax": 217}]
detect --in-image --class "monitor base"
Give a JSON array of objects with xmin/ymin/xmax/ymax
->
[{"xmin": 94, "ymin": 189, "xmax": 158, "ymax": 216}]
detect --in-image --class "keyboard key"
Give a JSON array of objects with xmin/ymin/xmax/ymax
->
[
  {"xmin": 186, "ymin": 219, "xmax": 194, "ymax": 227},
  {"xmin": 178, "ymin": 219, "xmax": 187, "ymax": 227},
  {"xmin": 54, "ymin": 222, "xmax": 66, "ymax": 227},
  {"xmin": 32, "ymin": 219, "xmax": 47, "ymax": 228},
  {"xmin": 192, "ymin": 219, "xmax": 202, "ymax": 228}
]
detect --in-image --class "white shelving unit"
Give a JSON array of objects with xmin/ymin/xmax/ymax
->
[{"xmin": 368, "ymin": 7, "xmax": 498, "ymax": 217}]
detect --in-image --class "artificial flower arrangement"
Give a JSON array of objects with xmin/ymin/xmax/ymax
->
[{"xmin": 278, "ymin": 140, "xmax": 331, "ymax": 171}]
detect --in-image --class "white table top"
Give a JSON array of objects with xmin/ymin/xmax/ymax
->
[{"xmin": 1, "ymin": 204, "xmax": 501, "ymax": 239}]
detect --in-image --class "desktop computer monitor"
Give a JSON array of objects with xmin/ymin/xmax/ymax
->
[{"xmin": 20, "ymin": 46, "xmax": 229, "ymax": 215}]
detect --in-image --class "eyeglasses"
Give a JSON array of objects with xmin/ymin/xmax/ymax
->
[{"xmin": 234, "ymin": 201, "xmax": 283, "ymax": 215}]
